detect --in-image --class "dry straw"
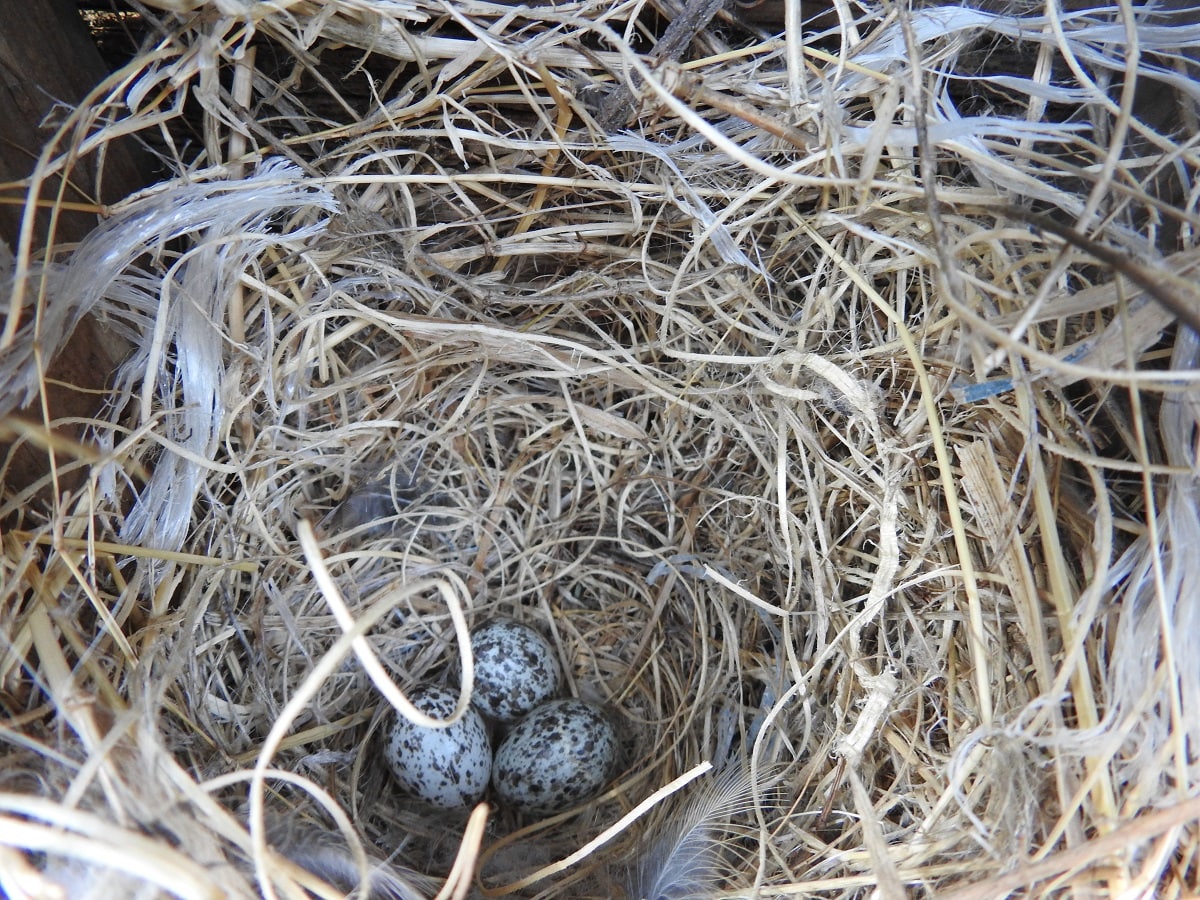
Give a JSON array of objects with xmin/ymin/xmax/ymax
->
[{"xmin": 2, "ymin": 0, "xmax": 1199, "ymax": 896}]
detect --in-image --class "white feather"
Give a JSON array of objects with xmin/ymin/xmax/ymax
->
[
  {"xmin": 628, "ymin": 766, "xmax": 771, "ymax": 900},
  {"xmin": 277, "ymin": 840, "xmax": 434, "ymax": 900}
]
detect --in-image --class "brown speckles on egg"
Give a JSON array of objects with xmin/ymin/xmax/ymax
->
[
  {"xmin": 491, "ymin": 699, "xmax": 618, "ymax": 814},
  {"xmin": 467, "ymin": 619, "xmax": 561, "ymax": 723},
  {"xmin": 385, "ymin": 685, "xmax": 492, "ymax": 808}
]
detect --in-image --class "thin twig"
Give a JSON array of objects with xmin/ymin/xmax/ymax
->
[{"xmin": 595, "ymin": 0, "xmax": 726, "ymax": 131}]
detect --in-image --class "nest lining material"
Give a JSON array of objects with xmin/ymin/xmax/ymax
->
[{"xmin": 2, "ymin": 0, "xmax": 1199, "ymax": 897}]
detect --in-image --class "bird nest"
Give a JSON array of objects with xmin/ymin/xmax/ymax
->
[{"xmin": 2, "ymin": 0, "xmax": 1199, "ymax": 897}]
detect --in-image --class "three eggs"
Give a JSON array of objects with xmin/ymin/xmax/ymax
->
[{"xmin": 383, "ymin": 619, "xmax": 618, "ymax": 814}]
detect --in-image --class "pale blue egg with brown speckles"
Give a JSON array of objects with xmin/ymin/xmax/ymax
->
[
  {"xmin": 467, "ymin": 619, "xmax": 561, "ymax": 723},
  {"xmin": 492, "ymin": 699, "xmax": 617, "ymax": 814},
  {"xmin": 385, "ymin": 685, "xmax": 492, "ymax": 808}
]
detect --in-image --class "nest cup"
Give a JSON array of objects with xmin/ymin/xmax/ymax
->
[{"xmin": 2, "ymin": 0, "xmax": 1200, "ymax": 897}]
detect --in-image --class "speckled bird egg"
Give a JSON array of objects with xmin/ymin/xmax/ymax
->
[
  {"xmin": 466, "ymin": 619, "xmax": 561, "ymax": 723},
  {"xmin": 491, "ymin": 699, "xmax": 618, "ymax": 814},
  {"xmin": 385, "ymin": 685, "xmax": 492, "ymax": 808}
]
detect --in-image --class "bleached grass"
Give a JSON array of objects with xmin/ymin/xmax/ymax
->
[{"xmin": 2, "ymin": 0, "xmax": 1199, "ymax": 896}]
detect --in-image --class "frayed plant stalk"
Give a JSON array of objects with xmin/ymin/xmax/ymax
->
[
  {"xmin": 1103, "ymin": 326, "xmax": 1200, "ymax": 805},
  {"xmin": 72, "ymin": 160, "xmax": 337, "ymax": 554}
]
